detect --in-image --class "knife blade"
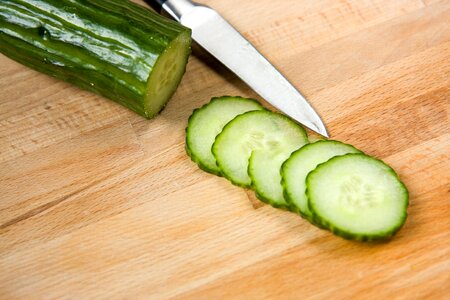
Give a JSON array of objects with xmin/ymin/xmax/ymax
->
[{"xmin": 146, "ymin": 0, "xmax": 329, "ymax": 137}]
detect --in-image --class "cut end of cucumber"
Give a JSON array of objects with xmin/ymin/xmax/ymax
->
[
  {"xmin": 144, "ymin": 31, "xmax": 191, "ymax": 118},
  {"xmin": 307, "ymin": 154, "xmax": 409, "ymax": 241}
]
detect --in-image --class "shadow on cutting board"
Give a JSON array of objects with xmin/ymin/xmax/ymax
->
[{"xmin": 190, "ymin": 40, "xmax": 259, "ymax": 97}]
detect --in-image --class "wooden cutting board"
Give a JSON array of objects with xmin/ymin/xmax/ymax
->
[{"xmin": 1, "ymin": 0, "xmax": 449, "ymax": 298}]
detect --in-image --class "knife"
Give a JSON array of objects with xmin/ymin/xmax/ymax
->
[{"xmin": 146, "ymin": 0, "xmax": 329, "ymax": 137}]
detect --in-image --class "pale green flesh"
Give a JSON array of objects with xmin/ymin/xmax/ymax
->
[
  {"xmin": 186, "ymin": 97, "xmax": 264, "ymax": 174},
  {"xmin": 307, "ymin": 154, "xmax": 408, "ymax": 236},
  {"xmin": 282, "ymin": 140, "xmax": 361, "ymax": 217},
  {"xmin": 213, "ymin": 110, "xmax": 308, "ymax": 189},
  {"xmin": 146, "ymin": 32, "xmax": 191, "ymax": 118},
  {"xmin": 249, "ymin": 141, "xmax": 307, "ymax": 207}
]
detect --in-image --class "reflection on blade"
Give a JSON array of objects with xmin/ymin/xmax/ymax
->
[{"xmin": 179, "ymin": 6, "xmax": 328, "ymax": 137}]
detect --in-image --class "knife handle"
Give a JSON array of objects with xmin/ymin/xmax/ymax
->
[
  {"xmin": 145, "ymin": 0, "xmax": 198, "ymax": 21},
  {"xmin": 145, "ymin": 0, "xmax": 167, "ymax": 13}
]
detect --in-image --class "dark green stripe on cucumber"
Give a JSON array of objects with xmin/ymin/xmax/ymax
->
[{"xmin": 0, "ymin": 0, "xmax": 191, "ymax": 118}]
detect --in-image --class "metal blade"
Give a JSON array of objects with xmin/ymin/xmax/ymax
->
[{"xmin": 168, "ymin": 4, "xmax": 328, "ymax": 137}]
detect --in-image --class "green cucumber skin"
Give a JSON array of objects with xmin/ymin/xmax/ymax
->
[
  {"xmin": 0, "ymin": 0, "xmax": 191, "ymax": 118},
  {"xmin": 185, "ymin": 96, "xmax": 265, "ymax": 176},
  {"xmin": 185, "ymin": 142, "xmax": 222, "ymax": 176},
  {"xmin": 306, "ymin": 153, "xmax": 409, "ymax": 242},
  {"xmin": 211, "ymin": 110, "xmax": 255, "ymax": 189},
  {"xmin": 253, "ymin": 189, "xmax": 291, "ymax": 211}
]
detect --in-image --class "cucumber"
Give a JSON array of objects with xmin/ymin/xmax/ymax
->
[
  {"xmin": 281, "ymin": 140, "xmax": 361, "ymax": 221},
  {"xmin": 306, "ymin": 153, "xmax": 409, "ymax": 241},
  {"xmin": 186, "ymin": 96, "xmax": 264, "ymax": 175},
  {"xmin": 213, "ymin": 110, "xmax": 308, "ymax": 207},
  {"xmin": 0, "ymin": 0, "xmax": 191, "ymax": 118}
]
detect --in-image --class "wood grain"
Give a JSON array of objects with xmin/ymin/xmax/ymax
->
[{"xmin": 0, "ymin": 0, "xmax": 449, "ymax": 299}]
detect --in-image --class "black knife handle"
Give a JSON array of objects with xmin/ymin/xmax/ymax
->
[
  {"xmin": 145, "ymin": 0, "xmax": 198, "ymax": 21},
  {"xmin": 145, "ymin": 0, "xmax": 167, "ymax": 13}
]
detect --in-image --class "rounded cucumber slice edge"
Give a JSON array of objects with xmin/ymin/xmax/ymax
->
[
  {"xmin": 186, "ymin": 96, "xmax": 264, "ymax": 175},
  {"xmin": 306, "ymin": 153, "xmax": 409, "ymax": 241},
  {"xmin": 249, "ymin": 131, "xmax": 308, "ymax": 209}
]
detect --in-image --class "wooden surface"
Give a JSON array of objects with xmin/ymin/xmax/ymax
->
[{"xmin": 1, "ymin": 0, "xmax": 449, "ymax": 298}]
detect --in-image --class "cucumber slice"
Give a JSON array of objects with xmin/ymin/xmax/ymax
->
[
  {"xmin": 249, "ymin": 150, "xmax": 307, "ymax": 208},
  {"xmin": 186, "ymin": 96, "xmax": 264, "ymax": 175},
  {"xmin": 213, "ymin": 110, "xmax": 308, "ymax": 207},
  {"xmin": 281, "ymin": 140, "xmax": 361, "ymax": 220},
  {"xmin": 306, "ymin": 153, "xmax": 409, "ymax": 241}
]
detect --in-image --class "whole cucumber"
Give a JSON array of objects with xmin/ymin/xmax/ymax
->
[{"xmin": 0, "ymin": 0, "xmax": 192, "ymax": 118}]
